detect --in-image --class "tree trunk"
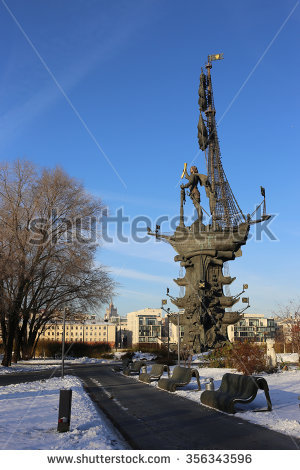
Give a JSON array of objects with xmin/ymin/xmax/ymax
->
[
  {"xmin": 12, "ymin": 333, "xmax": 21, "ymax": 363},
  {"xmin": 1, "ymin": 309, "xmax": 21, "ymax": 366},
  {"xmin": 1, "ymin": 329, "xmax": 15, "ymax": 367}
]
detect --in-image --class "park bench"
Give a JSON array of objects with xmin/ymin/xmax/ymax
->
[
  {"xmin": 157, "ymin": 366, "xmax": 201, "ymax": 392},
  {"xmin": 113, "ymin": 356, "xmax": 133, "ymax": 372},
  {"xmin": 123, "ymin": 360, "xmax": 146, "ymax": 376},
  {"xmin": 139, "ymin": 364, "xmax": 170, "ymax": 383},
  {"xmin": 200, "ymin": 372, "xmax": 272, "ymax": 414}
]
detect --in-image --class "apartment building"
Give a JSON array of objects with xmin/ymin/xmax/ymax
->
[
  {"xmin": 227, "ymin": 313, "xmax": 277, "ymax": 343},
  {"xmin": 126, "ymin": 308, "xmax": 162, "ymax": 346}
]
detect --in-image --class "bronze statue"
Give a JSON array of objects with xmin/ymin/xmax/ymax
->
[
  {"xmin": 180, "ymin": 165, "xmax": 204, "ymax": 223},
  {"xmin": 150, "ymin": 54, "xmax": 270, "ymax": 352}
]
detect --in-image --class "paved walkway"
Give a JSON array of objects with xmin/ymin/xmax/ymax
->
[{"xmin": 75, "ymin": 364, "xmax": 300, "ymax": 450}]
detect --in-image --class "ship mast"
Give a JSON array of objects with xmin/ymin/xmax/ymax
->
[{"xmin": 199, "ymin": 54, "xmax": 245, "ymax": 228}]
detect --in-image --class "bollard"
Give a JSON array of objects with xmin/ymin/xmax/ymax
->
[
  {"xmin": 57, "ymin": 389, "xmax": 72, "ymax": 433},
  {"xmin": 205, "ymin": 378, "xmax": 215, "ymax": 391}
]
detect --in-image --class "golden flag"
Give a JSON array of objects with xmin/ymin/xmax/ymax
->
[{"xmin": 208, "ymin": 53, "xmax": 224, "ymax": 62}]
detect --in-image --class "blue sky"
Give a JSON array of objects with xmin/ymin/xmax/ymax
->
[{"xmin": 0, "ymin": 0, "xmax": 299, "ymax": 317}]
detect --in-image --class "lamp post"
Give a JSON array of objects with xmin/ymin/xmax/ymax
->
[
  {"xmin": 104, "ymin": 318, "xmax": 109, "ymax": 351},
  {"xmin": 165, "ymin": 288, "xmax": 182, "ymax": 366},
  {"xmin": 177, "ymin": 311, "xmax": 180, "ymax": 366},
  {"xmin": 167, "ymin": 314, "xmax": 170, "ymax": 362},
  {"xmin": 61, "ymin": 307, "xmax": 66, "ymax": 378},
  {"xmin": 161, "ymin": 300, "xmax": 170, "ymax": 362}
]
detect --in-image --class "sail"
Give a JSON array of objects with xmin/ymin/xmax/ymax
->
[
  {"xmin": 198, "ymin": 71, "xmax": 207, "ymax": 112},
  {"xmin": 197, "ymin": 113, "xmax": 208, "ymax": 151}
]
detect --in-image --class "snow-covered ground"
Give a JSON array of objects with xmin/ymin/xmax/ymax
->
[
  {"xmin": 1, "ymin": 353, "xmax": 299, "ymax": 449},
  {"xmin": 0, "ymin": 375, "xmax": 128, "ymax": 450},
  {"xmin": 277, "ymin": 353, "xmax": 299, "ymax": 363},
  {"xmin": 0, "ymin": 356, "xmax": 114, "ymax": 375},
  {"xmin": 0, "ymin": 351, "xmax": 156, "ymax": 375},
  {"xmin": 131, "ymin": 364, "xmax": 300, "ymax": 440}
]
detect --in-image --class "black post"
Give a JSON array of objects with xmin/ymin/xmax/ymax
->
[
  {"xmin": 57, "ymin": 389, "xmax": 72, "ymax": 432},
  {"xmin": 167, "ymin": 314, "xmax": 170, "ymax": 362},
  {"xmin": 61, "ymin": 307, "xmax": 66, "ymax": 378}
]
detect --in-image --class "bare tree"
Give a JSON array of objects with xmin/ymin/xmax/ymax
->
[
  {"xmin": 0, "ymin": 160, "xmax": 115, "ymax": 366},
  {"xmin": 273, "ymin": 299, "xmax": 300, "ymax": 354}
]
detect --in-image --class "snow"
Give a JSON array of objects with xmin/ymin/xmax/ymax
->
[
  {"xmin": 0, "ymin": 356, "xmax": 115, "ymax": 375},
  {"xmin": 0, "ymin": 375, "xmax": 128, "ymax": 450},
  {"xmin": 277, "ymin": 353, "xmax": 299, "ymax": 363},
  {"xmin": 132, "ymin": 351, "xmax": 156, "ymax": 361},
  {"xmin": 0, "ymin": 351, "xmax": 157, "ymax": 375},
  {"xmin": 1, "ymin": 353, "xmax": 300, "ymax": 448},
  {"xmin": 131, "ymin": 364, "xmax": 300, "ymax": 440}
]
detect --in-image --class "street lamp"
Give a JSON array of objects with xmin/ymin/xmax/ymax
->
[
  {"xmin": 161, "ymin": 300, "xmax": 170, "ymax": 361},
  {"xmin": 61, "ymin": 307, "xmax": 66, "ymax": 378},
  {"xmin": 162, "ymin": 295, "xmax": 182, "ymax": 366},
  {"xmin": 166, "ymin": 288, "xmax": 182, "ymax": 366},
  {"xmin": 104, "ymin": 318, "xmax": 109, "ymax": 351}
]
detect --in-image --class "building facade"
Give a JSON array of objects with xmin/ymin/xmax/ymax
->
[
  {"xmin": 227, "ymin": 313, "xmax": 277, "ymax": 343},
  {"xmin": 126, "ymin": 308, "xmax": 162, "ymax": 346},
  {"xmin": 39, "ymin": 320, "xmax": 116, "ymax": 346}
]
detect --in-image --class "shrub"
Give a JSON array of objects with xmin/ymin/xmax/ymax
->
[
  {"xmin": 156, "ymin": 346, "xmax": 177, "ymax": 365},
  {"xmin": 34, "ymin": 340, "xmax": 111, "ymax": 359},
  {"xmin": 180, "ymin": 344, "xmax": 193, "ymax": 367},
  {"xmin": 229, "ymin": 341, "xmax": 267, "ymax": 375},
  {"xmin": 205, "ymin": 343, "xmax": 233, "ymax": 368},
  {"xmin": 133, "ymin": 344, "xmax": 160, "ymax": 352}
]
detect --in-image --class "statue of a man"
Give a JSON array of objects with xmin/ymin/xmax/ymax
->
[{"xmin": 181, "ymin": 165, "xmax": 204, "ymax": 222}]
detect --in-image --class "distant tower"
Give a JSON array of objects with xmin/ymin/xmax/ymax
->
[{"xmin": 105, "ymin": 302, "xmax": 118, "ymax": 321}]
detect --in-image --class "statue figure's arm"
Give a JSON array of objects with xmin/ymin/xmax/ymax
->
[
  {"xmin": 181, "ymin": 179, "xmax": 192, "ymax": 189},
  {"xmin": 181, "ymin": 170, "xmax": 192, "ymax": 189}
]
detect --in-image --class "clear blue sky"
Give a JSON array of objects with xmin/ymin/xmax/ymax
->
[{"xmin": 0, "ymin": 0, "xmax": 299, "ymax": 317}]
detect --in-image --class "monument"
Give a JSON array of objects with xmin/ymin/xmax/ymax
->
[{"xmin": 150, "ymin": 54, "xmax": 270, "ymax": 353}]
